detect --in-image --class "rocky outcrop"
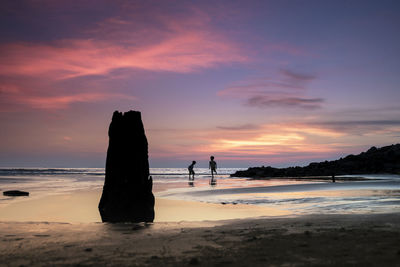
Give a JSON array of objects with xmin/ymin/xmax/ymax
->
[
  {"xmin": 232, "ymin": 144, "xmax": 400, "ymax": 178},
  {"xmin": 98, "ymin": 110, "xmax": 154, "ymax": 223},
  {"xmin": 3, "ymin": 190, "xmax": 29, "ymax": 196}
]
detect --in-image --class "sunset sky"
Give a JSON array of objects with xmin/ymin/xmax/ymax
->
[{"xmin": 1, "ymin": 0, "xmax": 400, "ymax": 168}]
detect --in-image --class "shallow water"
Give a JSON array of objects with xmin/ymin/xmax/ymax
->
[
  {"xmin": 0, "ymin": 168, "xmax": 399, "ymax": 218},
  {"xmin": 0, "ymin": 168, "xmax": 244, "ymax": 206},
  {"xmin": 157, "ymin": 176, "xmax": 400, "ymax": 215}
]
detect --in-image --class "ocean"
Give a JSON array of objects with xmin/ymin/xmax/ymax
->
[
  {"xmin": 0, "ymin": 167, "xmax": 243, "ymax": 206},
  {"xmin": 0, "ymin": 167, "xmax": 243, "ymax": 195},
  {"xmin": 1, "ymin": 168, "xmax": 400, "ymax": 217}
]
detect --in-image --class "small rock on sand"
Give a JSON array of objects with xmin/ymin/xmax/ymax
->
[{"xmin": 3, "ymin": 190, "xmax": 29, "ymax": 196}]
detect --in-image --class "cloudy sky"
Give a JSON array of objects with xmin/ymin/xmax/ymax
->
[{"xmin": 1, "ymin": 0, "xmax": 399, "ymax": 168}]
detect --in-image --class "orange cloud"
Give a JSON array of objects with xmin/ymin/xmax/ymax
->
[
  {"xmin": 148, "ymin": 122, "xmax": 346, "ymax": 165},
  {"xmin": 201, "ymin": 123, "xmax": 343, "ymax": 155},
  {"xmin": 148, "ymin": 117, "xmax": 400, "ymax": 166}
]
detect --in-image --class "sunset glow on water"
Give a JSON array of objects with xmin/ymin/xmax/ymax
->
[{"xmin": 1, "ymin": 168, "xmax": 399, "ymax": 222}]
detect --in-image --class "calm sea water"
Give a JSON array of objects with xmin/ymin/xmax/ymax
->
[
  {"xmin": 0, "ymin": 167, "xmax": 244, "ymax": 198},
  {"xmin": 1, "ymin": 168, "xmax": 399, "ymax": 215}
]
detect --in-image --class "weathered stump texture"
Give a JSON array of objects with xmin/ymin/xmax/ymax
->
[{"xmin": 99, "ymin": 110, "xmax": 154, "ymax": 222}]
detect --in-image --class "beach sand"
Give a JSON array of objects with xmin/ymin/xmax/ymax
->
[
  {"xmin": 1, "ymin": 214, "xmax": 400, "ymax": 266},
  {"xmin": 1, "ymin": 190, "xmax": 400, "ymax": 266}
]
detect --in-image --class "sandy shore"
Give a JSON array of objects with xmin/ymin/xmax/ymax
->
[
  {"xmin": 1, "ymin": 213, "xmax": 400, "ymax": 266},
  {"xmin": 1, "ymin": 186, "xmax": 400, "ymax": 266}
]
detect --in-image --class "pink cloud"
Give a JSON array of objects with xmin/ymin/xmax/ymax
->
[
  {"xmin": 18, "ymin": 92, "xmax": 136, "ymax": 110},
  {"xmin": 0, "ymin": 13, "xmax": 247, "ymax": 79},
  {"xmin": 0, "ymin": 81, "xmax": 136, "ymax": 111},
  {"xmin": 0, "ymin": 8, "xmax": 248, "ymax": 111}
]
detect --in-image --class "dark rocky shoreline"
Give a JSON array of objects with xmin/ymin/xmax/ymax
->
[{"xmin": 232, "ymin": 144, "xmax": 400, "ymax": 178}]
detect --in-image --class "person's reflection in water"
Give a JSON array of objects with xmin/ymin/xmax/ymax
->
[
  {"xmin": 209, "ymin": 156, "xmax": 217, "ymax": 186},
  {"xmin": 188, "ymin": 160, "xmax": 196, "ymax": 187}
]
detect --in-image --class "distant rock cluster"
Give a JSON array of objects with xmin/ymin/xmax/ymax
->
[{"xmin": 232, "ymin": 144, "xmax": 400, "ymax": 178}]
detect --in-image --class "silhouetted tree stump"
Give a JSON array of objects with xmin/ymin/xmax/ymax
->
[{"xmin": 98, "ymin": 110, "xmax": 155, "ymax": 222}]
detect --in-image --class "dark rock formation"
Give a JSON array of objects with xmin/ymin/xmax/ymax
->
[
  {"xmin": 98, "ymin": 110, "xmax": 155, "ymax": 223},
  {"xmin": 3, "ymin": 190, "xmax": 29, "ymax": 196},
  {"xmin": 232, "ymin": 144, "xmax": 400, "ymax": 178}
]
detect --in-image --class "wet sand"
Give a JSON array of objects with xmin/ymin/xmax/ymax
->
[
  {"xmin": 1, "ymin": 213, "xmax": 400, "ymax": 266},
  {"xmin": 0, "ymin": 189, "xmax": 289, "ymax": 223}
]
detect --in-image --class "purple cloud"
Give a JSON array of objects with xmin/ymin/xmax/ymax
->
[
  {"xmin": 281, "ymin": 69, "xmax": 316, "ymax": 82},
  {"xmin": 217, "ymin": 124, "xmax": 260, "ymax": 130},
  {"xmin": 219, "ymin": 69, "xmax": 323, "ymax": 110},
  {"xmin": 246, "ymin": 96, "xmax": 324, "ymax": 109}
]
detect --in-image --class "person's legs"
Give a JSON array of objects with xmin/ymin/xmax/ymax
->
[{"xmin": 210, "ymin": 169, "xmax": 217, "ymax": 185}]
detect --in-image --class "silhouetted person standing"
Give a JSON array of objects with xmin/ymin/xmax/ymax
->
[
  {"xmin": 188, "ymin": 161, "xmax": 196, "ymax": 180},
  {"xmin": 209, "ymin": 156, "xmax": 217, "ymax": 182}
]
